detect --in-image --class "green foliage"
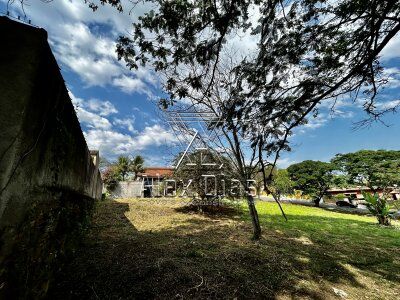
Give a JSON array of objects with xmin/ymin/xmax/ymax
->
[
  {"xmin": 362, "ymin": 192, "xmax": 391, "ymax": 226},
  {"xmin": 287, "ymin": 160, "xmax": 334, "ymax": 205},
  {"xmin": 116, "ymin": 155, "xmax": 131, "ymax": 181},
  {"xmin": 131, "ymin": 155, "xmax": 145, "ymax": 180},
  {"xmin": 111, "ymin": 0, "xmax": 400, "ymax": 157},
  {"xmin": 113, "ymin": 155, "xmax": 145, "ymax": 181},
  {"xmin": 269, "ymin": 169, "xmax": 294, "ymax": 200},
  {"xmin": 334, "ymin": 193, "xmax": 347, "ymax": 200},
  {"xmin": 332, "ymin": 174, "xmax": 350, "ymax": 188},
  {"xmin": 101, "ymin": 165, "xmax": 120, "ymax": 191},
  {"xmin": 252, "ymin": 165, "xmax": 275, "ymax": 197},
  {"xmin": 332, "ymin": 150, "xmax": 400, "ymax": 189}
]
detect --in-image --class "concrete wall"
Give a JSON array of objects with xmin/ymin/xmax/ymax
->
[
  {"xmin": 111, "ymin": 181, "xmax": 144, "ymax": 198},
  {"xmin": 0, "ymin": 17, "xmax": 102, "ymax": 298}
]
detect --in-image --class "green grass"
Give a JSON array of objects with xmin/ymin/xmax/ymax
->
[
  {"xmin": 48, "ymin": 199, "xmax": 400, "ymax": 299},
  {"xmin": 254, "ymin": 202, "xmax": 400, "ymax": 248}
]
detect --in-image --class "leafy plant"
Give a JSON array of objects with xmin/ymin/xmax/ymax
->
[
  {"xmin": 335, "ymin": 193, "xmax": 347, "ymax": 201},
  {"xmin": 116, "ymin": 156, "xmax": 131, "ymax": 181},
  {"xmin": 362, "ymin": 192, "xmax": 391, "ymax": 226},
  {"xmin": 131, "ymin": 155, "xmax": 145, "ymax": 180},
  {"xmin": 101, "ymin": 166, "xmax": 120, "ymax": 191},
  {"xmin": 269, "ymin": 169, "xmax": 294, "ymax": 201}
]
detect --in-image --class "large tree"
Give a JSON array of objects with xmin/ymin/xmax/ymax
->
[
  {"xmin": 162, "ymin": 58, "xmax": 291, "ymax": 239},
  {"xmin": 287, "ymin": 160, "xmax": 334, "ymax": 206},
  {"xmin": 113, "ymin": 0, "xmax": 400, "ymax": 126},
  {"xmin": 332, "ymin": 150, "xmax": 400, "ymax": 192},
  {"xmin": 34, "ymin": 0, "xmax": 399, "ymax": 237},
  {"xmin": 113, "ymin": 0, "xmax": 400, "ymax": 217}
]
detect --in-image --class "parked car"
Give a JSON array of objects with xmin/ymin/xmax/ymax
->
[
  {"xmin": 336, "ymin": 199, "xmax": 358, "ymax": 208},
  {"xmin": 389, "ymin": 210, "xmax": 400, "ymax": 220}
]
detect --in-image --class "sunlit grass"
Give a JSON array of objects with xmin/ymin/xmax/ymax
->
[{"xmin": 49, "ymin": 198, "xmax": 400, "ymax": 299}]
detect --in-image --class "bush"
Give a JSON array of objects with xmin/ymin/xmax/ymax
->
[
  {"xmin": 101, "ymin": 166, "xmax": 120, "ymax": 191},
  {"xmin": 334, "ymin": 193, "xmax": 347, "ymax": 200},
  {"xmin": 362, "ymin": 192, "xmax": 391, "ymax": 226}
]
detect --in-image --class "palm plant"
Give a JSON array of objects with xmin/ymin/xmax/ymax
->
[
  {"xmin": 362, "ymin": 192, "xmax": 391, "ymax": 226},
  {"xmin": 131, "ymin": 155, "xmax": 144, "ymax": 180},
  {"xmin": 116, "ymin": 156, "xmax": 131, "ymax": 181}
]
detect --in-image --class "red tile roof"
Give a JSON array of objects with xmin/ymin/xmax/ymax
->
[{"xmin": 139, "ymin": 167, "xmax": 174, "ymax": 178}]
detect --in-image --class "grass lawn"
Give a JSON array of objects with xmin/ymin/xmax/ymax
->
[{"xmin": 48, "ymin": 198, "xmax": 400, "ymax": 299}]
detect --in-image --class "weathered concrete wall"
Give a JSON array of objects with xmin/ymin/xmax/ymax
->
[
  {"xmin": 111, "ymin": 181, "xmax": 144, "ymax": 198},
  {"xmin": 0, "ymin": 17, "xmax": 102, "ymax": 298}
]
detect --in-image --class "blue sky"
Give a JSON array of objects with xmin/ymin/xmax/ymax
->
[{"xmin": 2, "ymin": 0, "xmax": 400, "ymax": 167}]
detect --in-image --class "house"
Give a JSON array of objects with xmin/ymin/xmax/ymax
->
[
  {"xmin": 138, "ymin": 167, "xmax": 174, "ymax": 197},
  {"xmin": 326, "ymin": 187, "xmax": 400, "ymax": 201}
]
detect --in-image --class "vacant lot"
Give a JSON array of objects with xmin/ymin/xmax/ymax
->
[{"xmin": 49, "ymin": 198, "xmax": 400, "ymax": 299}]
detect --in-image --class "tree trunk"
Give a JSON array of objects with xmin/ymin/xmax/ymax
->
[
  {"xmin": 314, "ymin": 198, "xmax": 320, "ymax": 207},
  {"xmin": 378, "ymin": 215, "xmax": 391, "ymax": 226},
  {"xmin": 246, "ymin": 194, "xmax": 261, "ymax": 240}
]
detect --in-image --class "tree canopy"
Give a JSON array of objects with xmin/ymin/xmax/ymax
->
[
  {"xmin": 287, "ymin": 160, "xmax": 334, "ymax": 206},
  {"xmin": 115, "ymin": 155, "xmax": 145, "ymax": 181},
  {"xmin": 104, "ymin": 0, "xmax": 400, "ymax": 185},
  {"xmin": 55, "ymin": 0, "xmax": 400, "ymax": 237},
  {"xmin": 114, "ymin": 0, "xmax": 400, "ymax": 131},
  {"xmin": 332, "ymin": 150, "xmax": 400, "ymax": 190}
]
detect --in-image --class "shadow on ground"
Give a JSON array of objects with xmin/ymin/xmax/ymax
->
[{"xmin": 47, "ymin": 200, "xmax": 400, "ymax": 299}]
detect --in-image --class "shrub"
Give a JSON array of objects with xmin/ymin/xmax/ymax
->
[
  {"xmin": 101, "ymin": 166, "xmax": 120, "ymax": 191},
  {"xmin": 362, "ymin": 192, "xmax": 391, "ymax": 226},
  {"xmin": 335, "ymin": 193, "xmax": 347, "ymax": 200}
]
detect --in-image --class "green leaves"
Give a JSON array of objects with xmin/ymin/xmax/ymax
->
[
  {"xmin": 362, "ymin": 192, "xmax": 392, "ymax": 225},
  {"xmin": 287, "ymin": 160, "xmax": 334, "ymax": 200},
  {"xmin": 332, "ymin": 150, "xmax": 400, "ymax": 189}
]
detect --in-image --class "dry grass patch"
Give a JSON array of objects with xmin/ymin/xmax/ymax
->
[{"xmin": 48, "ymin": 198, "xmax": 400, "ymax": 299}]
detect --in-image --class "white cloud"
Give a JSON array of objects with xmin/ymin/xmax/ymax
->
[
  {"xmin": 75, "ymin": 108, "xmax": 113, "ymax": 130},
  {"xmin": 84, "ymin": 124, "xmax": 177, "ymax": 159},
  {"xmin": 68, "ymin": 91, "xmax": 177, "ymax": 158},
  {"xmin": 87, "ymin": 99, "xmax": 118, "ymax": 116},
  {"xmin": 135, "ymin": 124, "xmax": 177, "ymax": 149},
  {"xmin": 6, "ymin": 0, "xmax": 158, "ymax": 94},
  {"xmin": 374, "ymin": 99, "xmax": 400, "ymax": 111},
  {"xmin": 381, "ymin": 34, "xmax": 400, "ymax": 61},
  {"xmin": 114, "ymin": 117, "xmax": 137, "ymax": 133},
  {"xmin": 112, "ymin": 75, "xmax": 149, "ymax": 95},
  {"xmin": 382, "ymin": 67, "xmax": 400, "ymax": 89},
  {"xmin": 69, "ymin": 91, "xmax": 115, "ymax": 129},
  {"xmin": 277, "ymin": 157, "xmax": 297, "ymax": 169}
]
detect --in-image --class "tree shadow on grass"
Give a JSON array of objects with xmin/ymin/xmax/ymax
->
[{"xmin": 47, "ymin": 200, "xmax": 400, "ymax": 299}]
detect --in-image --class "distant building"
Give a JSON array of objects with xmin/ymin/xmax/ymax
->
[
  {"xmin": 138, "ymin": 167, "xmax": 174, "ymax": 197},
  {"xmin": 327, "ymin": 187, "xmax": 400, "ymax": 201}
]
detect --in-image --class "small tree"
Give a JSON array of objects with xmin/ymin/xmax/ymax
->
[
  {"xmin": 287, "ymin": 161, "xmax": 334, "ymax": 207},
  {"xmin": 115, "ymin": 156, "xmax": 131, "ymax": 181},
  {"xmin": 101, "ymin": 165, "xmax": 120, "ymax": 192},
  {"xmin": 363, "ymin": 192, "xmax": 391, "ymax": 226},
  {"xmin": 131, "ymin": 155, "xmax": 145, "ymax": 180},
  {"xmin": 269, "ymin": 169, "xmax": 294, "ymax": 203}
]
